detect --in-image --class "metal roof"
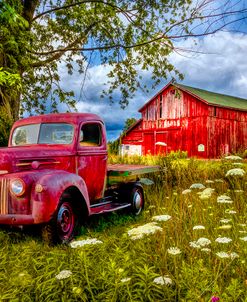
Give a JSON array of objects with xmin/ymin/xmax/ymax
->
[
  {"xmin": 139, "ymin": 81, "xmax": 247, "ymax": 112},
  {"xmin": 174, "ymin": 83, "xmax": 247, "ymax": 111}
]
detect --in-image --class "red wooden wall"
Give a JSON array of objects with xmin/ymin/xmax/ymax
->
[{"xmin": 121, "ymin": 85, "xmax": 247, "ymax": 158}]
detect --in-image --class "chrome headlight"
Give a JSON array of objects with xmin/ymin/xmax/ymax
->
[{"xmin": 10, "ymin": 179, "xmax": 26, "ymax": 197}]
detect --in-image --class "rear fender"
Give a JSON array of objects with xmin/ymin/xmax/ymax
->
[{"xmin": 31, "ymin": 170, "xmax": 90, "ymax": 223}]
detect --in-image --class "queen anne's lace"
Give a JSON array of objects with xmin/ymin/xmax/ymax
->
[
  {"xmin": 70, "ymin": 238, "xmax": 103, "ymax": 248},
  {"xmin": 55, "ymin": 270, "xmax": 72, "ymax": 280},
  {"xmin": 153, "ymin": 276, "xmax": 172, "ymax": 285},
  {"xmin": 226, "ymin": 168, "xmax": 246, "ymax": 177},
  {"xmin": 127, "ymin": 222, "xmax": 163, "ymax": 240}
]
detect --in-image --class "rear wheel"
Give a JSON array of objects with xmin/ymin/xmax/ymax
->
[
  {"xmin": 130, "ymin": 186, "xmax": 144, "ymax": 215},
  {"xmin": 42, "ymin": 200, "xmax": 79, "ymax": 244}
]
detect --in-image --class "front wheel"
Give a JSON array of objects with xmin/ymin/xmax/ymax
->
[
  {"xmin": 42, "ymin": 201, "xmax": 79, "ymax": 244},
  {"xmin": 130, "ymin": 186, "xmax": 144, "ymax": 216}
]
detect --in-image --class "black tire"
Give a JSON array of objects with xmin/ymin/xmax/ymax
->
[
  {"xmin": 42, "ymin": 200, "xmax": 79, "ymax": 244},
  {"xmin": 130, "ymin": 186, "xmax": 144, "ymax": 216}
]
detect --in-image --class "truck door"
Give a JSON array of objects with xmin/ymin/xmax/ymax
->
[{"xmin": 77, "ymin": 122, "xmax": 107, "ymax": 203}]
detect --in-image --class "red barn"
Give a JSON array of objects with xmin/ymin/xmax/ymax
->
[{"xmin": 120, "ymin": 82, "xmax": 247, "ymax": 158}]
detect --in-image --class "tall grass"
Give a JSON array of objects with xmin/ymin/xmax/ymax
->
[{"xmin": 0, "ymin": 156, "xmax": 247, "ymax": 301}]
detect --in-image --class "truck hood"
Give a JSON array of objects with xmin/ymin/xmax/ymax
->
[{"xmin": 0, "ymin": 145, "xmax": 75, "ymax": 174}]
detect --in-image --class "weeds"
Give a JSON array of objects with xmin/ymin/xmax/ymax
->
[{"xmin": 0, "ymin": 156, "xmax": 247, "ymax": 301}]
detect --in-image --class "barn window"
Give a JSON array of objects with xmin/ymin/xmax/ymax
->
[
  {"xmin": 159, "ymin": 95, "xmax": 163, "ymax": 118},
  {"xmin": 213, "ymin": 107, "xmax": 217, "ymax": 117}
]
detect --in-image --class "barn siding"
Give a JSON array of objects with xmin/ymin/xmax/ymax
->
[
  {"xmin": 208, "ymin": 110, "xmax": 247, "ymax": 158},
  {"xmin": 121, "ymin": 84, "xmax": 247, "ymax": 158}
]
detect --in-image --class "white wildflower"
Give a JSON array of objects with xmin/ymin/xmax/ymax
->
[
  {"xmin": 217, "ymin": 195, "xmax": 233, "ymax": 204},
  {"xmin": 226, "ymin": 168, "xmax": 246, "ymax": 177},
  {"xmin": 190, "ymin": 237, "xmax": 211, "ymax": 249},
  {"xmin": 121, "ymin": 278, "xmax": 131, "ymax": 283},
  {"xmin": 199, "ymin": 194, "xmax": 210, "ymax": 200},
  {"xmin": 193, "ymin": 225, "xmax": 205, "ymax": 230},
  {"xmin": 70, "ymin": 238, "xmax": 103, "ymax": 248},
  {"xmin": 189, "ymin": 241, "xmax": 201, "ymax": 249},
  {"xmin": 199, "ymin": 188, "xmax": 215, "ymax": 200},
  {"xmin": 240, "ymin": 236, "xmax": 247, "ymax": 241},
  {"xmin": 182, "ymin": 189, "xmax": 192, "ymax": 195},
  {"xmin": 190, "ymin": 183, "xmax": 206, "ymax": 190},
  {"xmin": 188, "ymin": 204, "xmax": 193, "ymax": 208},
  {"xmin": 216, "ymin": 252, "xmax": 230, "ymax": 258},
  {"xmin": 238, "ymin": 223, "xmax": 246, "ymax": 227},
  {"xmin": 203, "ymin": 188, "xmax": 215, "ymax": 195},
  {"xmin": 215, "ymin": 237, "xmax": 232, "ymax": 244},
  {"xmin": 234, "ymin": 190, "xmax": 244, "ymax": 193},
  {"xmin": 152, "ymin": 215, "xmax": 171, "ymax": 222},
  {"xmin": 127, "ymin": 222, "xmax": 163, "ymax": 240},
  {"xmin": 230, "ymin": 252, "xmax": 239, "ymax": 259},
  {"xmin": 224, "ymin": 155, "xmax": 242, "ymax": 161},
  {"xmin": 225, "ymin": 209, "xmax": 237, "ymax": 214},
  {"xmin": 201, "ymin": 248, "xmax": 211, "ymax": 253},
  {"xmin": 205, "ymin": 180, "xmax": 214, "ymax": 184},
  {"xmin": 220, "ymin": 218, "xmax": 232, "ymax": 224},
  {"xmin": 167, "ymin": 247, "xmax": 181, "ymax": 255},
  {"xmin": 197, "ymin": 237, "xmax": 211, "ymax": 247},
  {"xmin": 214, "ymin": 179, "xmax": 224, "ymax": 183},
  {"xmin": 233, "ymin": 163, "xmax": 243, "ymax": 166},
  {"xmin": 153, "ymin": 276, "xmax": 172, "ymax": 286},
  {"xmin": 55, "ymin": 270, "xmax": 72, "ymax": 280},
  {"xmin": 239, "ymin": 231, "xmax": 247, "ymax": 234}
]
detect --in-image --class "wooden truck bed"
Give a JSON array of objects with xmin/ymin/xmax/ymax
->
[{"xmin": 107, "ymin": 164, "xmax": 159, "ymax": 185}]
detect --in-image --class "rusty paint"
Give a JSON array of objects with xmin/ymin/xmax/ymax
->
[
  {"xmin": 122, "ymin": 83, "xmax": 247, "ymax": 158},
  {"xmin": 0, "ymin": 113, "xmax": 155, "ymax": 228}
]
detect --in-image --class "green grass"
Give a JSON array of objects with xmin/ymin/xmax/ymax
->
[{"xmin": 0, "ymin": 156, "xmax": 247, "ymax": 301}]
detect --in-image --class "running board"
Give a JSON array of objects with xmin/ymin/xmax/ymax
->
[{"xmin": 90, "ymin": 202, "xmax": 131, "ymax": 215}]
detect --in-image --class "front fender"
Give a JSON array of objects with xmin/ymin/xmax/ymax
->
[{"xmin": 31, "ymin": 170, "xmax": 90, "ymax": 224}]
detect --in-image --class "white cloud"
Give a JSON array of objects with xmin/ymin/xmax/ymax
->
[
  {"xmin": 58, "ymin": 31, "xmax": 247, "ymax": 140},
  {"xmin": 170, "ymin": 31, "xmax": 247, "ymax": 97}
]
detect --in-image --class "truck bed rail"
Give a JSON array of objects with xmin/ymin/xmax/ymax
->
[{"xmin": 107, "ymin": 164, "xmax": 159, "ymax": 185}]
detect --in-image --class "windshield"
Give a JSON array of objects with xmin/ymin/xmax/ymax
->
[{"xmin": 11, "ymin": 123, "xmax": 74, "ymax": 146}]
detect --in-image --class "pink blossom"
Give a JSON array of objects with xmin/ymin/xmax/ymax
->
[{"xmin": 211, "ymin": 296, "xmax": 220, "ymax": 302}]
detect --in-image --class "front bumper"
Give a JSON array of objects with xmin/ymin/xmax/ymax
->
[{"xmin": 0, "ymin": 214, "xmax": 34, "ymax": 225}]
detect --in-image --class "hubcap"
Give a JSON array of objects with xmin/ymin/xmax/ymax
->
[
  {"xmin": 133, "ymin": 191, "xmax": 142, "ymax": 210},
  {"xmin": 57, "ymin": 202, "xmax": 74, "ymax": 239}
]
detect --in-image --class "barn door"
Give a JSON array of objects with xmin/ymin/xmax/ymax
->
[
  {"xmin": 156, "ymin": 132, "xmax": 168, "ymax": 155},
  {"xmin": 143, "ymin": 132, "xmax": 154, "ymax": 155}
]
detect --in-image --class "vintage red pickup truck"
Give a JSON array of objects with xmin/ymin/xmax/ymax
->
[{"xmin": 0, "ymin": 113, "xmax": 158, "ymax": 243}]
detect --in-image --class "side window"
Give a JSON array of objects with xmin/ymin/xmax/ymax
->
[{"xmin": 79, "ymin": 123, "xmax": 102, "ymax": 147}]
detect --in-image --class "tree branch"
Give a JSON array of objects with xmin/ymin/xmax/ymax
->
[
  {"xmin": 33, "ymin": 0, "xmax": 125, "ymax": 21},
  {"xmin": 30, "ymin": 5, "xmax": 247, "ymax": 59},
  {"xmin": 30, "ymin": 23, "xmax": 96, "ymax": 67}
]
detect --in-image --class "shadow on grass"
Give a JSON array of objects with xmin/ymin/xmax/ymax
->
[{"xmin": 0, "ymin": 210, "xmax": 142, "ymax": 244}]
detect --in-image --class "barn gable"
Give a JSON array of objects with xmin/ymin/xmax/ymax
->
[{"xmin": 121, "ymin": 82, "xmax": 247, "ymax": 158}]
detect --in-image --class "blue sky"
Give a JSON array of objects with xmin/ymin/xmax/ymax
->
[{"xmin": 58, "ymin": 29, "xmax": 247, "ymax": 141}]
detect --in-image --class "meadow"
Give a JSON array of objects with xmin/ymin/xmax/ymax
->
[{"xmin": 0, "ymin": 155, "xmax": 247, "ymax": 301}]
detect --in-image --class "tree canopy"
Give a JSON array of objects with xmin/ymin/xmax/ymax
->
[{"xmin": 1, "ymin": 0, "xmax": 247, "ymax": 122}]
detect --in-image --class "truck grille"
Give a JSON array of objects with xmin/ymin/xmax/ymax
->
[{"xmin": 0, "ymin": 179, "xmax": 9, "ymax": 214}]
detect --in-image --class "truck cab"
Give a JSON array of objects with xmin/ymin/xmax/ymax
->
[{"xmin": 0, "ymin": 113, "xmax": 157, "ymax": 243}]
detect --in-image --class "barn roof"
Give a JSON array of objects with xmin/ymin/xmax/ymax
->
[
  {"xmin": 139, "ymin": 81, "xmax": 247, "ymax": 112},
  {"xmin": 121, "ymin": 119, "xmax": 142, "ymax": 136},
  {"xmin": 175, "ymin": 83, "xmax": 247, "ymax": 111}
]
